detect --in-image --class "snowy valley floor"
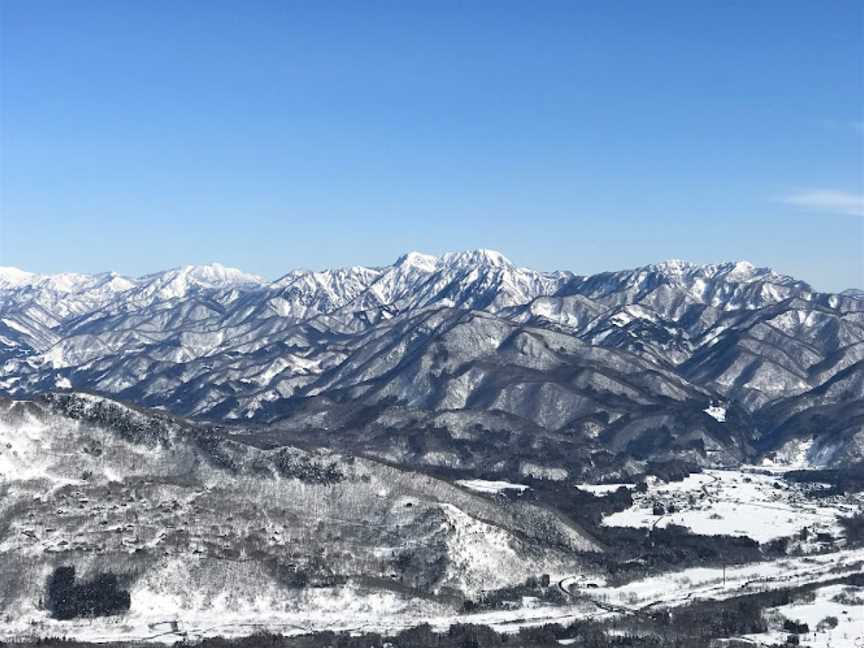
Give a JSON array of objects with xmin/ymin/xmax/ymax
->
[{"xmin": 2, "ymin": 546, "xmax": 863, "ymax": 644}]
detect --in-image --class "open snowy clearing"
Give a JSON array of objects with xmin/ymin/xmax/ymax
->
[
  {"xmin": 741, "ymin": 583, "xmax": 864, "ymax": 648},
  {"xmin": 601, "ymin": 469, "xmax": 861, "ymax": 543},
  {"xmin": 455, "ymin": 479, "xmax": 530, "ymax": 494},
  {"xmin": 574, "ymin": 482, "xmax": 635, "ymax": 495}
]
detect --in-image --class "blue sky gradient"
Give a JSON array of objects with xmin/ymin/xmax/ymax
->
[{"xmin": 1, "ymin": 1, "xmax": 862, "ymax": 290}]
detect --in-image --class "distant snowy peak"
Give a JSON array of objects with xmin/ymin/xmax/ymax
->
[
  {"xmin": 0, "ymin": 267, "xmax": 38, "ymax": 289},
  {"xmin": 272, "ymin": 265, "xmax": 381, "ymax": 289},
  {"xmin": 140, "ymin": 263, "xmax": 265, "ymax": 290},
  {"xmin": 394, "ymin": 249, "xmax": 514, "ymax": 271},
  {"xmin": 559, "ymin": 258, "xmax": 813, "ymax": 313},
  {"xmin": 367, "ymin": 249, "xmax": 566, "ymax": 313},
  {"xmin": 265, "ymin": 265, "xmax": 384, "ymax": 317},
  {"xmin": 118, "ymin": 263, "xmax": 266, "ymax": 308},
  {"xmin": 41, "ymin": 272, "xmax": 138, "ymax": 295},
  {"xmin": 644, "ymin": 259, "xmax": 792, "ymax": 284},
  {"xmin": 441, "ymin": 248, "xmax": 514, "ymax": 268},
  {"xmin": 0, "ymin": 269, "xmax": 141, "ymax": 322},
  {"xmin": 0, "ymin": 267, "xmax": 136, "ymax": 294},
  {"xmin": 394, "ymin": 251, "xmax": 441, "ymax": 272}
]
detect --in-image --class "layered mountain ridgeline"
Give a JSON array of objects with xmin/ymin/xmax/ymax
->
[{"xmin": 1, "ymin": 251, "xmax": 862, "ymax": 477}]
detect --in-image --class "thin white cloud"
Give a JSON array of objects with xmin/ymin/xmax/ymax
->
[{"xmin": 783, "ymin": 190, "xmax": 864, "ymax": 217}]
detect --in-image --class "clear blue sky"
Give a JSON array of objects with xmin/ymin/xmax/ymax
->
[{"xmin": 1, "ymin": 1, "xmax": 862, "ymax": 290}]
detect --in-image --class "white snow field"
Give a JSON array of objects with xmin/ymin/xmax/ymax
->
[
  {"xmin": 455, "ymin": 479, "xmax": 530, "ymax": 494},
  {"xmin": 741, "ymin": 583, "xmax": 864, "ymax": 648},
  {"xmin": 602, "ymin": 469, "xmax": 861, "ymax": 544},
  {"xmin": 575, "ymin": 482, "xmax": 635, "ymax": 495},
  {"xmin": 703, "ymin": 403, "xmax": 727, "ymax": 422}
]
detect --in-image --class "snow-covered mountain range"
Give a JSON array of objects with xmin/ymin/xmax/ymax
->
[{"xmin": 2, "ymin": 250, "xmax": 862, "ymax": 474}]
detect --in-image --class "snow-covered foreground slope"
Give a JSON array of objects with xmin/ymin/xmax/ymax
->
[
  {"xmin": 0, "ymin": 394, "xmax": 599, "ymax": 640},
  {"xmin": 1, "ymin": 393, "xmax": 863, "ymax": 644}
]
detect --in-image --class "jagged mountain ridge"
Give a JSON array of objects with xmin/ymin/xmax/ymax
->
[{"xmin": 1, "ymin": 251, "xmax": 862, "ymax": 472}]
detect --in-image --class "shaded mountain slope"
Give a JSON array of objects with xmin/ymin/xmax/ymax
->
[{"xmin": 0, "ymin": 252, "xmax": 861, "ymax": 468}]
